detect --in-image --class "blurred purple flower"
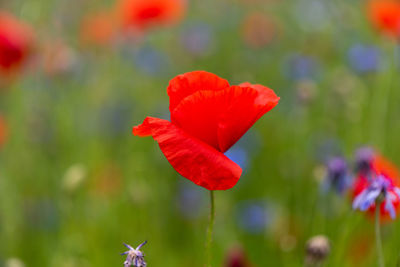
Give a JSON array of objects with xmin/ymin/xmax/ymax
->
[
  {"xmin": 322, "ymin": 157, "xmax": 351, "ymax": 194},
  {"xmin": 134, "ymin": 46, "xmax": 169, "ymax": 75},
  {"xmin": 236, "ymin": 201, "xmax": 270, "ymax": 234},
  {"xmin": 355, "ymin": 146, "xmax": 375, "ymax": 175},
  {"xmin": 348, "ymin": 44, "xmax": 380, "ymax": 74},
  {"xmin": 180, "ymin": 22, "xmax": 214, "ymax": 56},
  {"xmin": 121, "ymin": 241, "xmax": 147, "ymax": 267},
  {"xmin": 284, "ymin": 54, "xmax": 318, "ymax": 81},
  {"xmin": 353, "ymin": 175, "xmax": 400, "ymax": 219}
]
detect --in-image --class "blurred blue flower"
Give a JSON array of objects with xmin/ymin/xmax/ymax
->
[
  {"xmin": 293, "ymin": 0, "xmax": 331, "ymax": 32},
  {"xmin": 180, "ymin": 22, "xmax": 214, "ymax": 56},
  {"xmin": 121, "ymin": 241, "xmax": 147, "ymax": 267},
  {"xmin": 134, "ymin": 46, "xmax": 169, "ymax": 75},
  {"xmin": 313, "ymin": 138, "xmax": 342, "ymax": 163},
  {"xmin": 224, "ymin": 130, "xmax": 262, "ymax": 171},
  {"xmin": 283, "ymin": 54, "xmax": 318, "ymax": 81},
  {"xmin": 176, "ymin": 179, "xmax": 206, "ymax": 219},
  {"xmin": 348, "ymin": 44, "xmax": 380, "ymax": 74},
  {"xmin": 99, "ymin": 101, "xmax": 132, "ymax": 136},
  {"xmin": 236, "ymin": 201, "xmax": 270, "ymax": 234},
  {"xmin": 322, "ymin": 157, "xmax": 351, "ymax": 194},
  {"xmin": 236, "ymin": 130, "xmax": 262, "ymax": 155},
  {"xmin": 225, "ymin": 147, "xmax": 249, "ymax": 170},
  {"xmin": 353, "ymin": 175, "xmax": 400, "ymax": 219},
  {"xmin": 24, "ymin": 199, "xmax": 59, "ymax": 231}
]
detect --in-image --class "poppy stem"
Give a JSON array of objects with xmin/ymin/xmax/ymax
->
[
  {"xmin": 375, "ymin": 203, "xmax": 385, "ymax": 267},
  {"xmin": 205, "ymin": 190, "xmax": 215, "ymax": 267}
]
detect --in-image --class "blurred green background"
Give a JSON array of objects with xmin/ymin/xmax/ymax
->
[{"xmin": 1, "ymin": 0, "xmax": 400, "ymax": 266}]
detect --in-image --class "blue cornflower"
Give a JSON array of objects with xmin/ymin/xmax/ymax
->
[
  {"xmin": 353, "ymin": 175, "xmax": 400, "ymax": 219},
  {"xmin": 322, "ymin": 157, "xmax": 351, "ymax": 194},
  {"xmin": 225, "ymin": 147, "xmax": 249, "ymax": 170},
  {"xmin": 348, "ymin": 44, "xmax": 381, "ymax": 74},
  {"xmin": 283, "ymin": 53, "xmax": 318, "ymax": 81},
  {"xmin": 121, "ymin": 241, "xmax": 147, "ymax": 267},
  {"xmin": 133, "ymin": 46, "xmax": 169, "ymax": 75},
  {"xmin": 236, "ymin": 201, "xmax": 271, "ymax": 234},
  {"xmin": 180, "ymin": 22, "xmax": 213, "ymax": 56}
]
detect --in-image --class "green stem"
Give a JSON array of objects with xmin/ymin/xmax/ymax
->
[
  {"xmin": 205, "ymin": 190, "xmax": 215, "ymax": 267},
  {"xmin": 370, "ymin": 41, "xmax": 397, "ymax": 149},
  {"xmin": 375, "ymin": 203, "xmax": 385, "ymax": 267}
]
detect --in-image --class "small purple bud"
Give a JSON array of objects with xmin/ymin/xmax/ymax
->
[
  {"xmin": 355, "ymin": 147, "xmax": 375, "ymax": 174},
  {"xmin": 324, "ymin": 157, "xmax": 350, "ymax": 194}
]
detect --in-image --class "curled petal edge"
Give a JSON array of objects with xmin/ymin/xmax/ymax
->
[{"xmin": 133, "ymin": 117, "xmax": 242, "ymax": 190}]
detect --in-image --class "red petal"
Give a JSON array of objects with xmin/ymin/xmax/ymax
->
[
  {"xmin": 372, "ymin": 155, "xmax": 400, "ymax": 184},
  {"xmin": 167, "ymin": 71, "xmax": 230, "ymax": 113},
  {"xmin": 218, "ymin": 83, "xmax": 280, "ymax": 152},
  {"xmin": 132, "ymin": 117, "xmax": 242, "ymax": 190},
  {"xmin": 171, "ymin": 83, "xmax": 279, "ymax": 152},
  {"xmin": 171, "ymin": 90, "xmax": 227, "ymax": 150},
  {"xmin": 368, "ymin": 0, "xmax": 400, "ymax": 37}
]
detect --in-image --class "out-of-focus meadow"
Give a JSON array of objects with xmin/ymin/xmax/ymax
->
[{"xmin": 1, "ymin": 0, "xmax": 400, "ymax": 266}]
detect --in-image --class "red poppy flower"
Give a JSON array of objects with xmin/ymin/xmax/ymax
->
[
  {"xmin": 42, "ymin": 39, "xmax": 77, "ymax": 76},
  {"xmin": 352, "ymin": 153, "xmax": 400, "ymax": 221},
  {"xmin": 241, "ymin": 12, "xmax": 277, "ymax": 49},
  {"xmin": 367, "ymin": 0, "xmax": 400, "ymax": 38},
  {"xmin": 132, "ymin": 71, "xmax": 280, "ymax": 190},
  {"xmin": 117, "ymin": 0, "xmax": 186, "ymax": 32},
  {"xmin": 0, "ymin": 12, "xmax": 34, "ymax": 75},
  {"xmin": 0, "ymin": 115, "xmax": 8, "ymax": 147},
  {"xmin": 225, "ymin": 246, "xmax": 252, "ymax": 267},
  {"xmin": 80, "ymin": 11, "xmax": 117, "ymax": 46}
]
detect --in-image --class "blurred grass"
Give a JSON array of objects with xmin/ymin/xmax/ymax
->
[{"xmin": 1, "ymin": 0, "xmax": 400, "ymax": 266}]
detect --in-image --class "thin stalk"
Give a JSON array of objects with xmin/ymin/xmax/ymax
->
[
  {"xmin": 369, "ymin": 41, "xmax": 397, "ymax": 149},
  {"xmin": 205, "ymin": 190, "xmax": 215, "ymax": 267},
  {"xmin": 375, "ymin": 203, "xmax": 385, "ymax": 267}
]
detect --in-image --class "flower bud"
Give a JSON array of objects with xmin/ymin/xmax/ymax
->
[{"xmin": 305, "ymin": 235, "xmax": 330, "ymax": 266}]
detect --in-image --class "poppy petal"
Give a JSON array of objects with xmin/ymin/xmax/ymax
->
[
  {"xmin": 372, "ymin": 155, "xmax": 400, "ymax": 183},
  {"xmin": 171, "ymin": 84, "xmax": 279, "ymax": 152},
  {"xmin": 217, "ymin": 83, "xmax": 280, "ymax": 152},
  {"xmin": 167, "ymin": 70, "xmax": 230, "ymax": 113},
  {"xmin": 118, "ymin": 0, "xmax": 186, "ymax": 30},
  {"xmin": 132, "ymin": 117, "xmax": 242, "ymax": 190},
  {"xmin": 368, "ymin": 0, "xmax": 400, "ymax": 37},
  {"xmin": 171, "ymin": 89, "xmax": 228, "ymax": 150}
]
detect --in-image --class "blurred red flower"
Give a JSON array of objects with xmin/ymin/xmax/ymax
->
[
  {"xmin": 352, "ymin": 154, "xmax": 400, "ymax": 221},
  {"xmin": 224, "ymin": 246, "xmax": 252, "ymax": 267},
  {"xmin": 42, "ymin": 39, "xmax": 77, "ymax": 76},
  {"xmin": 241, "ymin": 12, "xmax": 277, "ymax": 49},
  {"xmin": 80, "ymin": 11, "xmax": 117, "ymax": 46},
  {"xmin": 368, "ymin": 0, "xmax": 400, "ymax": 38},
  {"xmin": 0, "ymin": 12, "xmax": 34, "ymax": 76},
  {"xmin": 0, "ymin": 115, "xmax": 8, "ymax": 147},
  {"xmin": 133, "ymin": 71, "xmax": 279, "ymax": 190},
  {"xmin": 117, "ymin": 0, "xmax": 186, "ymax": 32}
]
